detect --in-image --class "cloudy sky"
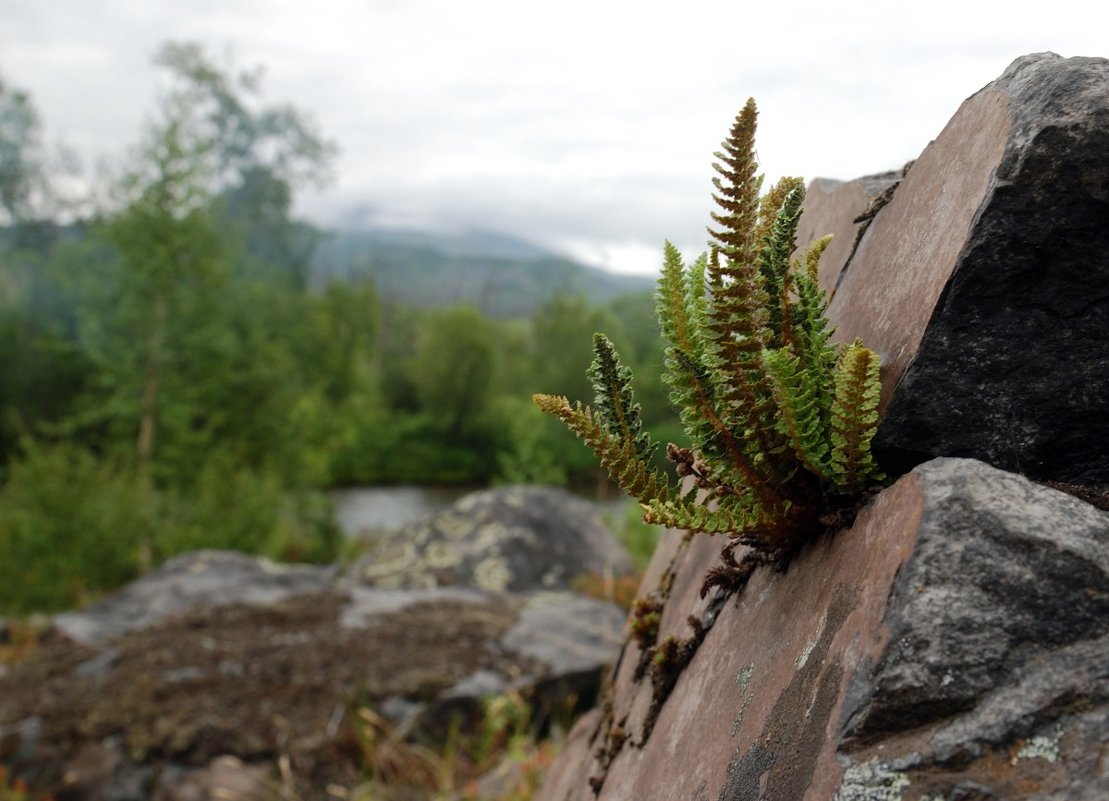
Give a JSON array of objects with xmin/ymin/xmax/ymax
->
[{"xmin": 2, "ymin": 1, "xmax": 1106, "ymax": 273}]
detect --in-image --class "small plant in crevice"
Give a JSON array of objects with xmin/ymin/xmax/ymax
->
[
  {"xmin": 641, "ymin": 616, "xmax": 707, "ymax": 740},
  {"xmin": 534, "ymin": 98, "xmax": 885, "ymax": 590}
]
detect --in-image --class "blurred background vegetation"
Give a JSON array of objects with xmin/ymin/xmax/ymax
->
[{"xmin": 0, "ymin": 43, "xmax": 678, "ymax": 615}]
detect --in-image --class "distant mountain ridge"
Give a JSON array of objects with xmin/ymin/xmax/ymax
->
[{"xmin": 310, "ymin": 227, "xmax": 653, "ymax": 317}]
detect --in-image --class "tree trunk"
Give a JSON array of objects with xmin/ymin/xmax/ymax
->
[{"xmin": 135, "ymin": 296, "xmax": 167, "ymax": 572}]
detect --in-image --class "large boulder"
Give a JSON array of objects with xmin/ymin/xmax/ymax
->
[
  {"xmin": 1, "ymin": 574, "xmax": 625, "ymax": 799},
  {"xmin": 0, "ymin": 487, "xmax": 631, "ymax": 800},
  {"xmin": 804, "ymin": 53, "xmax": 1109, "ymax": 485},
  {"xmin": 342, "ymin": 485, "xmax": 635, "ymax": 592},
  {"xmin": 535, "ymin": 458, "xmax": 1109, "ymax": 801}
]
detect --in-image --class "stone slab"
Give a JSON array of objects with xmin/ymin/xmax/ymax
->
[
  {"xmin": 534, "ymin": 458, "xmax": 1109, "ymax": 801},
  {"xmin": 795, "ymin": 173, "xmax": 900, "ymax": 294}
]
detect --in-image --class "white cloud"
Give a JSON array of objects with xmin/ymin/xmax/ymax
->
[{"xmin": 2, "ymin": 0, "xmax": 1107, "ymax": 274}]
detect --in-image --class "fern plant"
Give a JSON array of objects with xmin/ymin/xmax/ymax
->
[{"xmin": 534, "ymin": 98, "xmax": 884, "ymax": 564}]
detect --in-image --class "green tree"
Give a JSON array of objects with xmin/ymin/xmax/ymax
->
[
  {"xmin": 71, "ymin": 41, "xmax": 336, "ymax": 482},
  {"xmin": 414, "ymin": 305, "xmax": 499, "ymax": 441},
  {"xmin": 0, "ymin": 74, "xmax": 43, "ymax": 225},
  {"xmin": 153, "ymin": 42, "xmax": 335, "ymax": 290}
]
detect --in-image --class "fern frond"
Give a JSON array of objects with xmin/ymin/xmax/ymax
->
[
  {"xmin": 702, "ymin": 247, "xmax": 781, "ymax": 476},
  {"xmin": 707, "ymin": 98, "xmax": 762, "ymax": 279},
  {"xmin": 828, "ymin": 342, "xmax": 884, "ymax": 494},
  {"xmin": 802, "ymin": 234, "xmax": 833, "ymax": 285},
  {"xmin": 666, "ymin": 349, "xmax": 772, "ymax": 502},
  {"xmin": 641, "ymin": 484, "xmax": 783, "ymax": 538},
  {"xmin": 586, "ymin": 333, "xmax": 655, "ymax": 465},
  {"xmin": 755, "ymin": 179, "xmax": 806, "ymax": 347},
  {"xmin": 763, "ymin": 347, "xmax": 831, "ymax": 479},
  {"xmin": 699, "ymin": 100, "xmax": 796, "ymax": 480},
  {"xmin": 657, "ymin": 242, "xmax": 703, "ymax": 360},
  {"xmin": 533, "ymin": 394, "xmax": 670, "ymax": 503},
  {"xmin": 685, "ymin": 252, "xmax": 710, "ymax": 356},
  {"xmin": 785, "ymin": 260, "xmax": 837, "ymax": 443},
  {"xmin": 754, "ymin": 176, "xmax": 804, "ymax": 256}
]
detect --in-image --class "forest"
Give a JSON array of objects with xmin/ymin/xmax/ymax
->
[{"xmin": 0, "ymin": 44, "xmax": 677, "ymax": 614}]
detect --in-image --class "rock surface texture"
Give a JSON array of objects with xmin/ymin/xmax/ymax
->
[
  {"xmin": 535, "ymin": 459, "xmax": 1108, "ymax": 801},
  {"xmin": 0, "ymin": 493, "xmax": 629, "ymax": 800},
  {"xmin": 805, "ymin": 53, "xmax": 1109, "ymax": 485},
  {"xmin": 343, "ymin": 485, "xmax": 634, "ymax": 592},
  {"xmin": 536, "ymin": 52, "xmax": 1109, "ymax": 801}
]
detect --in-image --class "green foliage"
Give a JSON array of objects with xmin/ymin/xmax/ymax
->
[
  {"xmin": 0, "ymin": 441, "xmax": 338, "ymax": 614},
  {"xmin": 536, "ymin": 98, "xmax": 885, "ymax": 557},
  {"xmin": 0, "ymin": 442, "xmax": 151, "ymax": 613},
  {"xmin": 0, "ymin": 73, "xmax": 42, "ymax": 224},
  {"xmin": 0, "ymin": 43, "xmax": 679, "ymax": 615}
]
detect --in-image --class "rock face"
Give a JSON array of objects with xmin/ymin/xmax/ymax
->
[
  {"xmin": 535, "ymin": 459, "xmax": 1109, "ymax": 801},
  {"xmin": 794, "ymin": 171, "xmax": 902, "ymax": 294},
  {"xmin": 343, "ymin": 485, "xmax": 634, "ymax": 592},
  {"xmin": 0, "ymin": 493, "xmax": 630, "ymax": 800},
  {"xmin": 805, "ymin": 53, "xmax": 1109, "ymax": 485}
]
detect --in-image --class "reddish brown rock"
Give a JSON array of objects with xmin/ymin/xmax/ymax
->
[
  {"xmin": 795, "ymin": 173, "xmax": 901, "ymax": 294},
  {"xmin": 534, "ymin": 458, "xmax": 1109, "ymax": 801},
  {"xmin": 813, "ymin": 53, "xmax": 1109, "ymax": 484}
]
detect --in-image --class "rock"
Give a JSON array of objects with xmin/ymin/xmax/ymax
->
[
  {"xmin": 53, "ymin": 550, "xmax": 335, "ymax": 648},
  {"xmin": 1, "ymin": 556, "xmax": 625, "ymax": 799},
  {"xmin": 838, "ymin": 461, "xmax": 1109, "ymax": 754},
  {"xmin": 795, "ymin": 172, "xmax": 902, "ymax": 294},
  {"xmin": 152, "ymin": 756, "xmax": 273, "ymax": 801},
  {"xmin": 342, "ymin": 485, "xmax": 634, "ymax": 593},
  {"xmin": 502, "ymin": 592, "xmax": 626, "ymax": 677},
  {"xmin": 806, "ymin": 53, "xmax": 1109, "ymax": 485},
  {"xmin": 534, "ymin": 458, "xmax": 1109, "ymax": 801}
]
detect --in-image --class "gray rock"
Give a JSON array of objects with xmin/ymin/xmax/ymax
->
[
  {"xmin": 343, "ymin": 485, "xmax": 633, "ymax": 593},
  {"xmin": 839, "ymin": 457, "xmax": 1109, "ymax": 754},
  {"xmin": 442, "ymin": 669, "xmax": 510, "ymax": 700},
  {"xmin": 338, "ymin": 585, "xmax": 490, "ymax": 629},
  {"xmin": 500, "ymin": 591, "xmax": 627, "ymax": 676},
  {"xmin": 4, "ymin": 546, "xmax": 628, "ymax": 800},
  {"xmin": 53, "ymin": 550, "xmax": 334, "ymax": 647},
  {"xmin": 866, "ymin": 53, "xmax": 1109, "ymax": 484}
]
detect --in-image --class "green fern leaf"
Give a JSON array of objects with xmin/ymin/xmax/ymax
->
[
  {"xmin": 587, "ymin": 333, "xmax": 655, "ymax": 465},
  {"xmin": 828, "ymin": 341, "xmax": 884, "ymax": 494},
  {"xmin": 764, "ymin": 347, "xmax": 831, "ymax": 478},
  {"xmin": 756, "ymin": 179, "xmax": 806, "ymax": 346},
  {"xmin": 532, "ymin": 394, "xmax": 670, "ymax": 503},
  {"xmin": 802, "ymin": 234, "xmax": 833, "ymax": 285}
]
